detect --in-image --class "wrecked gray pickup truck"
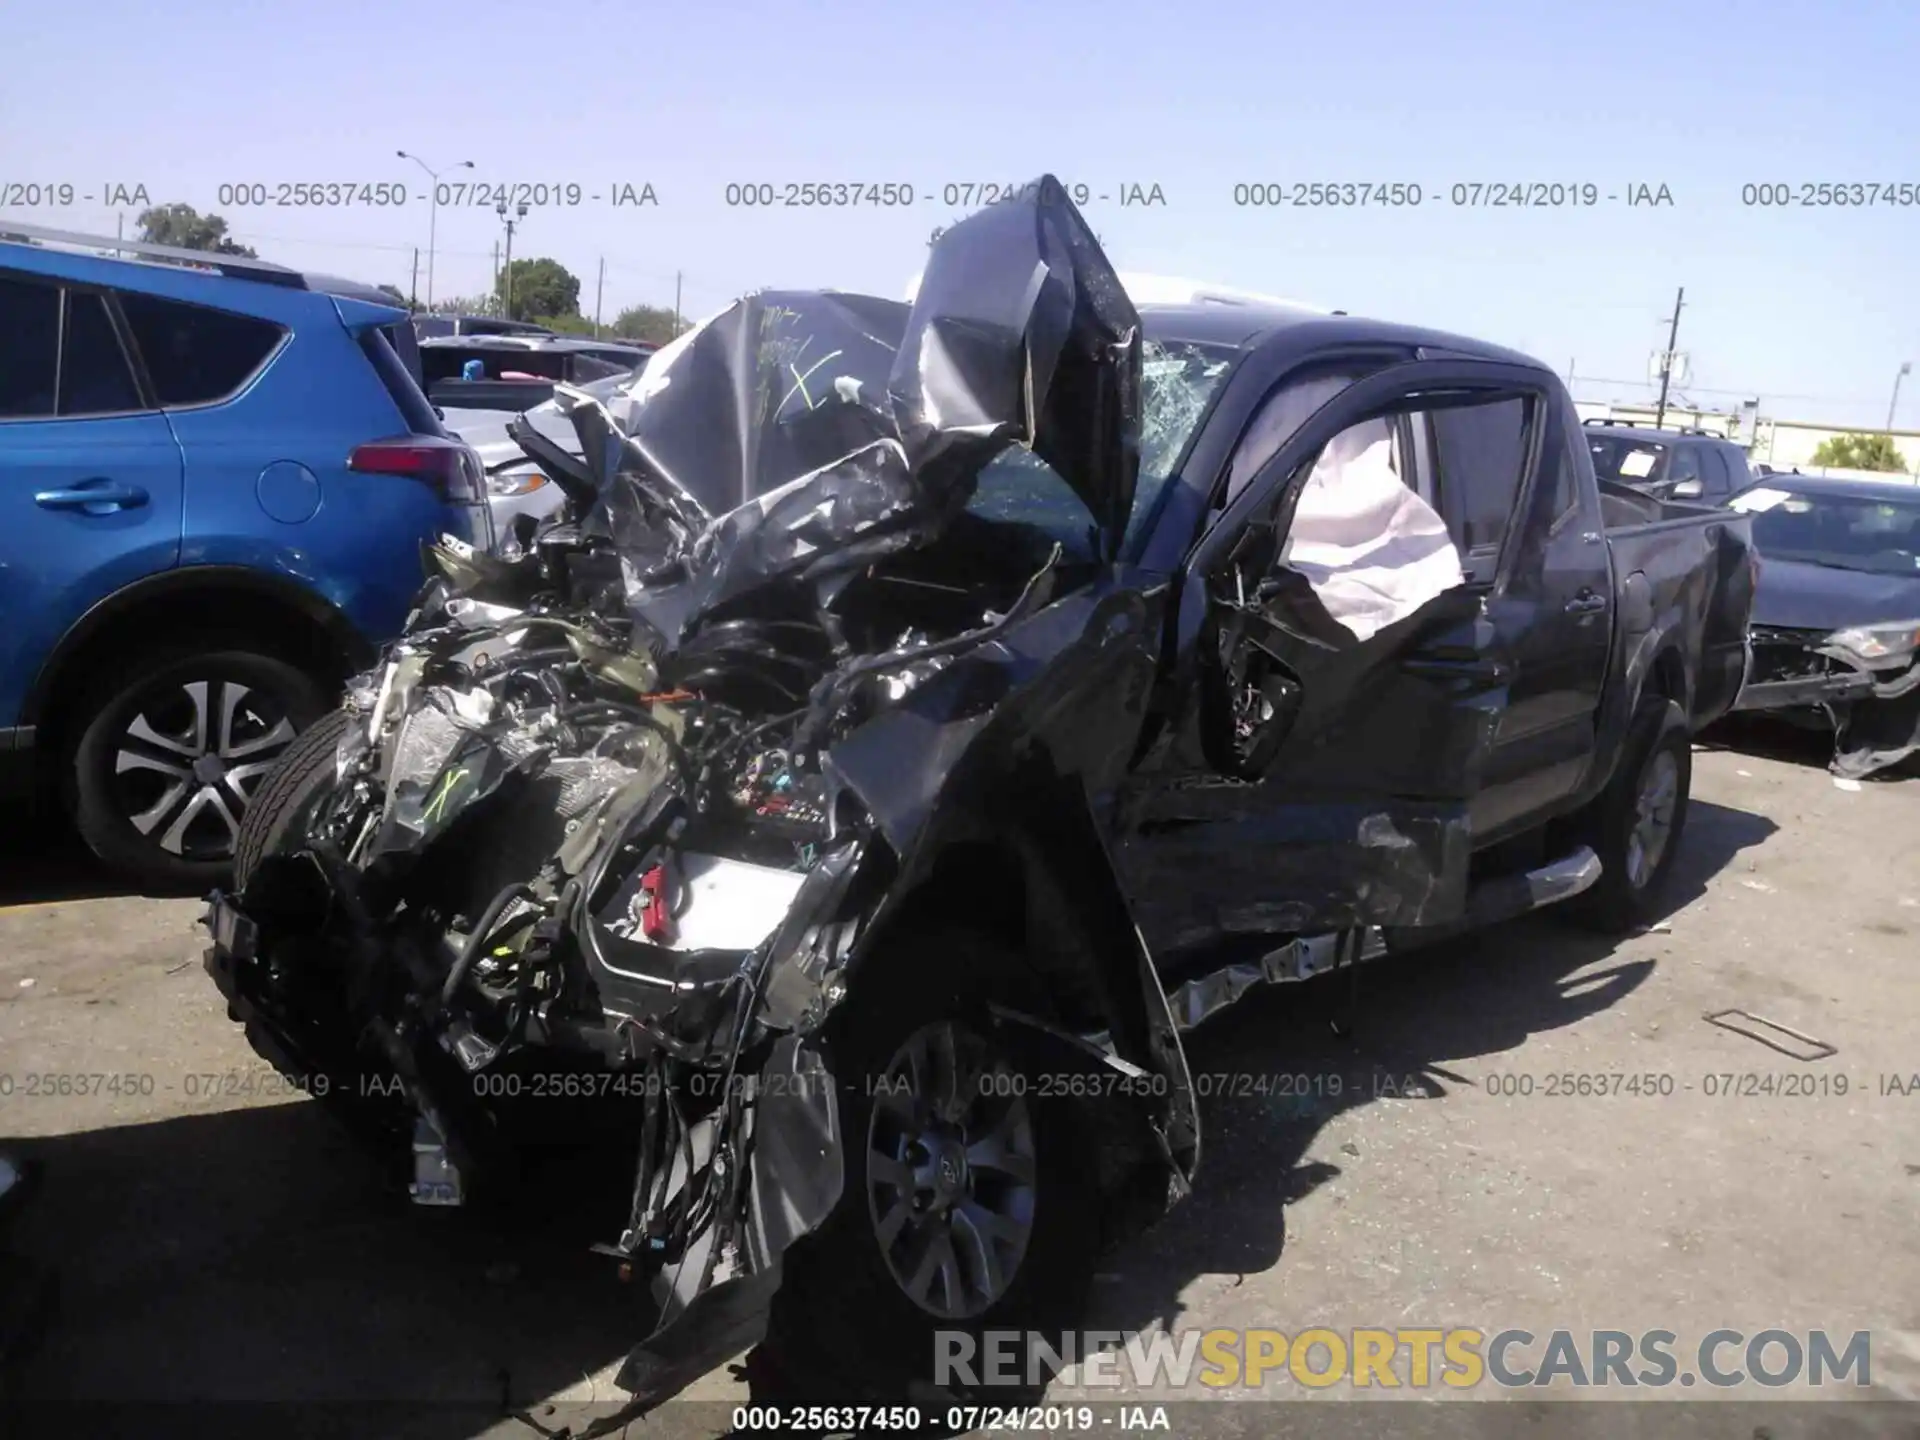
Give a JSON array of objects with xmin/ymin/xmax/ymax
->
[{"xmin": 202, "ymin": 177, "xmax": 1757, "ymax": 1408}]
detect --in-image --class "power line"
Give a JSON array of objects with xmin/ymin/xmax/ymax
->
[
  {"xmin": 226, "ymin": 226, "xmax": 714, "ymax": 287},
  {"xmin": 223, "ymin": 226, "xmax": 726, "ymax": 306},
  {"xmin": 1571, "ymin": 376, "xmax": 1891, "ymax": 407},
  {"xmin": 227, "ymin": 229, "xmax": 447, "ymax": 255}
]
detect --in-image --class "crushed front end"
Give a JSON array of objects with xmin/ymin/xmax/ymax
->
[
  {"xmin": 202, "ymin": 176, "xmax": 1199, "ymax": 1411},
  {"xmin": 204, "ymin": 577, "xmax": 885, "ymax": 1381}
]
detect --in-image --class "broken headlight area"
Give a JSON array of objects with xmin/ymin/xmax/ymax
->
[
  {"xmin": 205, "ymin": 538, "xmax": 1086, "ymax": 1393},
  {"xmin": 1738, "ymin": 624, "xmax": 1920, "ymax": 777},
  {"xmin": 212, "ymin": 608, "xmax": 887, "ymax": 1310}
]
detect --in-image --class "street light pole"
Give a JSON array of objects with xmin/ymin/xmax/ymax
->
[
  {"xmin": 1889, "ymin": 362, "xmax": 1912, "ymax": 432},
  {"xmin": 397, "ymin": 150, "xmax": 474, "ymax": 311}
]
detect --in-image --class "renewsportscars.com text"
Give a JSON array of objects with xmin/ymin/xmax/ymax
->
[{"xmin": 935, "ymin": 1327, "xmax": 1873, "ymax": 1391}]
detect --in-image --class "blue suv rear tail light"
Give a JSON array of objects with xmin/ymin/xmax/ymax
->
[{"xmin": 348, "ymin": 436, "xmax": 483, "ymax": 502}]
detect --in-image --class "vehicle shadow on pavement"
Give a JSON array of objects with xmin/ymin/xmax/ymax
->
[
  {"xmin": 1697, "ymin": 714, "xmax": 1839, "ymax": 772},
  {"xmin": 1054, "ymin": 793, "xmax": 1776, "ymax": 1344},
  {"xmin": 1698, "ymin": 713, "xmax": 1918, "ymax": 782},
  {"xmin": 1, "ymin": 1100, "xmax": 652, "ymax": 1434},
  {"xmin": 0, "ymin": 828, "xmax": 193, "ymax": 908},
  {"xmin": 0, "ymin": 796, "xmax": 1778, "ymax": 1439},
  {"xmin": 733, "ymin": 796, "xmax": 1780, "ymax": 1419}
]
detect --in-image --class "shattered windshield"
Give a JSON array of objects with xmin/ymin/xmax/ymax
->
[
  {"xmin": 1125, "ymin": 339, "xmax": 1238, "ymax": 545},
  {"xmin": 967, "ymin": 337, "xmax": 1237, "ymax": 560}
]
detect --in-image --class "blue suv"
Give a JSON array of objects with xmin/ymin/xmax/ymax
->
[{"xmin": 0, "ymin": 222, "xmax": 491, "ymax": 887}]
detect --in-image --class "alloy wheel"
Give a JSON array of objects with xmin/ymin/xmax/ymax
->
[
  {"xmin": 110, "ymin": 679, "xmax": 298, "ymax": 861},
  {"xmin": 866, "ymin": 1019, "xmax": 1038, "ymax": 1319}
]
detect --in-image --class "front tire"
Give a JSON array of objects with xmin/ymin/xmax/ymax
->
[
  {"xmin": 1566, "ymin": 697, "xmax": 1692, "ymax": 933},
  {"xmin": 765, "ymin": 931, "xmax": 1100, "ymax": 1399},
  {"xmin": 231, "ymin": 706, "xmax": 353, "ymax": 892},
  {"xmin": 70, "ymin": 650, "xmax": 330, "ymax": 891}
]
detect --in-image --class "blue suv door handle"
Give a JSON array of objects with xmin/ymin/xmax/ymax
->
[{"xmin": 35, "ymin": 482, "xmax": 151, "ymax": 515}]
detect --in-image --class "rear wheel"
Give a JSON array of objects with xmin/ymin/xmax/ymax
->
[
  {"xmin": 765, "ymin": 931, "xmax": 1100, "ymax": 1399},
  {"xmin": 1565, "ymin": 697, "xmax": 1692, "ymax": 933},
  {"xmin": 70, "ymin": 651, "xmax": 330, "ymax": 891}
]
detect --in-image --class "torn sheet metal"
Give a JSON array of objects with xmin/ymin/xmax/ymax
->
[
  {"xmin": 198, "ymin": 175, "xmax": 1200, "ymax": 1426},
  {"xmin": 606, "ymin": 290, "xmax": 908, "ymax": 521},
  {"xmin": 893, "ymin": 182, "xmax": 1142, "ymax": 542},
  {"xmin": 594, "ymin": 177, "xmax": 1142, "ymax": 650},
  {"xmin": 1831, "ymin": 680, "xmax": 1920, "ymax": 779},
  {"xmin": 1117, "ymin": 796, "xmax": 1476, "ymax": 957}
]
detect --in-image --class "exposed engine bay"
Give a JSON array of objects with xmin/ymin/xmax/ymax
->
[{"xmin": 203, "ymin": 177, "xmax": 1198, "ymax": 1410}]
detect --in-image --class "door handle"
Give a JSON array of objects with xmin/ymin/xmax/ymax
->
[
  {"xmin": 1565, "ymin": 590, "xmax": 1608, "ymax": 615},
  {"xmin": 34, "ymin": 483, "xmax": 150, "ymax": 514}
]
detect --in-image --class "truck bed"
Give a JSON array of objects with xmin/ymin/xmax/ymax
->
[{"xmin": 1599, "ymin": 477, "xmax": 1757, "ymax": 732}]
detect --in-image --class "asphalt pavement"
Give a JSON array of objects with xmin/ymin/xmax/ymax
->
[{"xmin": 1, "ymin": 718, "xmax": 1916, "ymax": 1438}]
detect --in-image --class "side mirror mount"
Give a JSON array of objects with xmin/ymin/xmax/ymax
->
[{"xmin": 1196, "ymin": 604, "xmax": 1305, "ymax": 780}]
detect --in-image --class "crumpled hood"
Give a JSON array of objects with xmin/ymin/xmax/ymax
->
[
  {"xmin": 1751, "ymin": 557, "xmax": 1920, "ymax": 631},
  {"xmin": 583, "ymin": 176, "xmax": 1141, "ymax": 647}
]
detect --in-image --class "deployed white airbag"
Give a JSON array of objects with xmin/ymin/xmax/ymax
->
[{"xmin": 1281, "ymin": 420, "xmax": 1465, "ymax": 642}]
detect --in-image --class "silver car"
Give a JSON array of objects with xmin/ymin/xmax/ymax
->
[{"xmin": 440, "ymin": 370, "xmax": 637, "ymax": 546}]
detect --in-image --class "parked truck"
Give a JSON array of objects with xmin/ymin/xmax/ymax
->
[{"xmin": 202, "ymin": 178, "xmax": 1757, "ymax": 1413}]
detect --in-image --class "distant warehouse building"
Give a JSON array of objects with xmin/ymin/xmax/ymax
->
[{"xmin": 1573, "ymin": 399, "xmax": 1920, "ymax": 482}]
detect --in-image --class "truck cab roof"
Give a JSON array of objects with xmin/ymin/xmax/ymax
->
[{"xmin": 1137, "ymin": 301, "xmax": 1549, "ymax": 373}]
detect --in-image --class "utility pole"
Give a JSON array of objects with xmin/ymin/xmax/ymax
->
[
  {"xmin": 594, "ymin": 257, "xmax": 605, "ymax": 337},
  {"xmin": 495, "ymin": 200, "xmax": 528, "ymax": 319},
  {"xmin": 1653, "ymin": 286, "xmax": 1685, "ymax": 431},
  {"xmin": 673, "ymin": 271, "xmax": 682, "ymax": 337},
  {"xmin": 409, "ymin": 248, "xmax": 420, "ymax": 312},
  {"xmin": 1888, "ymin": 361, "xmax": 1912, "ymax": 432},
  {"xmin": 491, "ymin": 241, "xmax": 500, "ymax": 314}
]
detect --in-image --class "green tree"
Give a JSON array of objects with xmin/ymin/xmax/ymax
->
[
  {"xmin": 496, "ymin": 257, "xmax": 579, "ymax": 322},
  {"xmin": 611, "ymin": 303, "xmax": 680, "ymax": 345},
  {"xmin": 1809, "ymin": 432, "xmax": 1909, "ymax": 472},
  {"xmin": 532, "ymin": 312, "xmax": 598, "ymax": 336},
  {"xmin": 426, "ymin": 293, "xmax": 497, "ymax": 317},
  {"xmin": 135, "ymin": 203, "xmax": 256, "ymax": 257}
]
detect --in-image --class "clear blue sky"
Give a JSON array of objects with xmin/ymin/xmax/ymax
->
[{"xmin": 5, "ymin": 0, "xmax": 1916, "ymax": 427}]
